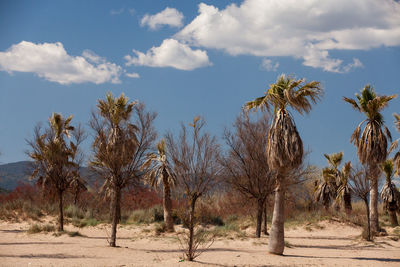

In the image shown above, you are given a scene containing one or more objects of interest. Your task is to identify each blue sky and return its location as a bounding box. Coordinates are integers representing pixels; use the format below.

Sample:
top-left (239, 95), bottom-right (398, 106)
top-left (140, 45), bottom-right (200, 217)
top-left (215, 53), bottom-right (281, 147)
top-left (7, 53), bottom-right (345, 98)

top-left (1, 0), bottom-right (400, 169)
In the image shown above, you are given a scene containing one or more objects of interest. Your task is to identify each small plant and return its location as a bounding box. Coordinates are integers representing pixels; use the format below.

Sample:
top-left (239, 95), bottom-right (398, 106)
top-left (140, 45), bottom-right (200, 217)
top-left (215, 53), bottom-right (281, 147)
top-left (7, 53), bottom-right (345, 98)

top-left (155, 222), bottom-right (167, 235)
top-left (67, 231), bottom-right (83, 237)
top-left (28, 223), bottom-right (55, 234)
top-left (178, 227), bottom-right (215, 261)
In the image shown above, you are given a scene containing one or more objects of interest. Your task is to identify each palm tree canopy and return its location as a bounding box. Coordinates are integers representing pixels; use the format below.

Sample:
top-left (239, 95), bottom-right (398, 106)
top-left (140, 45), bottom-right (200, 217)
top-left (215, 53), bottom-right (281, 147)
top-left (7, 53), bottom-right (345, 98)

top-left (97, 92), bottom-right (136, 127)
top-left (142, 139), bottom-right (176, 188)
top-left (390, 114), bottom-right (400, 176)
top-left (380, 159), bottom-right (400, 208)
top-left (343, 85), bottom-right (396, 123)
top-left (344, 85), bottom-right (396, 165)
top-left (244, 74), bottom-right (323, 115)
top-left (324, 152), bottom-right (343, 170)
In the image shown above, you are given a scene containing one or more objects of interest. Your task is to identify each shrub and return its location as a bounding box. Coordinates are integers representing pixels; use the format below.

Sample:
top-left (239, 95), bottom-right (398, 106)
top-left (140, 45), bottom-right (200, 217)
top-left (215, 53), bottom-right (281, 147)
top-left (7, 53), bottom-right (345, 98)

top-left (65, 205), bottom-right (85, 219)
top-left (28, 223), bottom-right (55, 234)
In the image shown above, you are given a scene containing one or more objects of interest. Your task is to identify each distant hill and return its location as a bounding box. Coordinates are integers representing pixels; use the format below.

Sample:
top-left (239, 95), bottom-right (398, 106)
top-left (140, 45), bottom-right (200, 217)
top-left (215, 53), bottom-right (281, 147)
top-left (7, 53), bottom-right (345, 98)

top-left (0, 161), bottom-right (100, 191)
top-left (0, 161), bottom-right (33, 190)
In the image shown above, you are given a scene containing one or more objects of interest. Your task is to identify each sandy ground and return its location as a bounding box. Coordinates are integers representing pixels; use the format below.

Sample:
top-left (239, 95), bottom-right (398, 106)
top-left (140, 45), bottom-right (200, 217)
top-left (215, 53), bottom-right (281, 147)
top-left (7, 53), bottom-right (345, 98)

top-left (0, 218), bottom-right (399, 267)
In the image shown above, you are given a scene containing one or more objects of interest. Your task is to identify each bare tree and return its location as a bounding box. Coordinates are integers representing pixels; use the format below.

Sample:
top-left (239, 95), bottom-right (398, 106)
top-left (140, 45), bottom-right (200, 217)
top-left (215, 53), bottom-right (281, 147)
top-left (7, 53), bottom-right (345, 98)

top-left (220, 112), bottom-right (274, 237)
top-left (90, 93), bottom-right (156, 247)
top-left (345, 162), bottom-right (373, 241)
top-left (165, 116), bottom-right (221, 261)
top-left (28, 113), bottom-right (84, 231)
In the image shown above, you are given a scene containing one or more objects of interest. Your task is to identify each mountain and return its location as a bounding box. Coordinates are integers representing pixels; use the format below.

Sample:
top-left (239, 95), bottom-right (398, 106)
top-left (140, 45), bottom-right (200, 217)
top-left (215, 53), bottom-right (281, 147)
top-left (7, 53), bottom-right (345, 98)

top-left (0, 161), bottom-right (33, 190)
top-left (0, 161), bottom-right (100, 191)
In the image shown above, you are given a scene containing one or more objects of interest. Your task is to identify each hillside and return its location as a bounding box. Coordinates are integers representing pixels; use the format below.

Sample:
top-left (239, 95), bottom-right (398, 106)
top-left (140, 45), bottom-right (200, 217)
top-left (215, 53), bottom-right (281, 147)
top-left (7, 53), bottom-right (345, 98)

top-left (0, 161), bottom-right (99, 191)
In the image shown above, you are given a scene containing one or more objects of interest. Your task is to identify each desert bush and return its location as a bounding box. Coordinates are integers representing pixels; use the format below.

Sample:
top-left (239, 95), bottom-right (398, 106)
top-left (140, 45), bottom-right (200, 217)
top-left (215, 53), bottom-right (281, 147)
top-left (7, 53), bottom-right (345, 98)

top-left (155, 222), bottom-right (167, 235)
top-left (28, 223), bottom-right (55, 234)
top-left (65, 205), bottom-right (85, 219)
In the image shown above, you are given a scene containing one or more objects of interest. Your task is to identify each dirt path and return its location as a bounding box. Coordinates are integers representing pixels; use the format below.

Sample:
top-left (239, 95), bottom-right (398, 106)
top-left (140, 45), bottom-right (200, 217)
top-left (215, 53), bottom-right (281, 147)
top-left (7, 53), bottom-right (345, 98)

top-left (0, 220), bottom-right (399, 266)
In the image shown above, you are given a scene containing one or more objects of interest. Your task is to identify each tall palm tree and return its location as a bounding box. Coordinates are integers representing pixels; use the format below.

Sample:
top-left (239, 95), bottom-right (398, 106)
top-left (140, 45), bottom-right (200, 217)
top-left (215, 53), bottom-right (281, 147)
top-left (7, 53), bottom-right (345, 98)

top-left (344, 85), bottom-right (396, 232)
top-left (90, 92), bottom-right (139, 247)
top-left (142, 139), bottom-right (176, 232)
top-left (29, 113), bottom-right (80, 231)
top-left (380, 159), bottom-right (400, 226)
top-left (245, 74), bottom-right (323, 255)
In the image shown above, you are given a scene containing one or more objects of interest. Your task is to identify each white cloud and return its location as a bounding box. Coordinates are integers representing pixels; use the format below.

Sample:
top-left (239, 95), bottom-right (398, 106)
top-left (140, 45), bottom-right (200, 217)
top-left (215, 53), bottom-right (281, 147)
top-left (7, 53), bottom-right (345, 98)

top-left (175, 0), bottom-right (400, 72)
top-left (261, 59), bottom-right (279, 71)
top-left (0, 41), bottom-right (122, 84)
top-left (124, 39), bottom-right (211, 71)
top-left (126, 72), bottom-right (140, 78)
top-left (141, 7), bottom-right (184, 30)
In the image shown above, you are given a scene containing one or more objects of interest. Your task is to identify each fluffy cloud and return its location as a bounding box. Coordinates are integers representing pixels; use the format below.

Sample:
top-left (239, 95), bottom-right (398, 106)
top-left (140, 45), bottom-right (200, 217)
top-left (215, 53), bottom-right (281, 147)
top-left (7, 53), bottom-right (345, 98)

top-left (125, 72), bottom-right (140, 78)
top-left (141, 7), bottom-right (184, 30)
top-left (124, 39), bottom-right (211, 70)
top-left (0, 41), bottom-right (122, 84)
top-left (261, 59), bottom-right (279, 72)
top-left (175, 0), bottom-right (400, 72)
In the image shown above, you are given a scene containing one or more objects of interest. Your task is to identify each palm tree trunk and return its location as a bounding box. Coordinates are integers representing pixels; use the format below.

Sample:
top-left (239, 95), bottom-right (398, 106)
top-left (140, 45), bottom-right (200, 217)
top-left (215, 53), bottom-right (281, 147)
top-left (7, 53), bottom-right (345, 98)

top-left (364, 198), bottom-right (371, 241)
top-left (162, 176), bottom-right (174, 232)
top-left (110, 186), bottom-right (121, 247)
top-left (369, 167), bottom-right (380, 233)
top-left (268, 178), bottom-right (285, 255)
top-left (58, 189), bottom-right (64, 232)
top-left (255, 198), bottom-right (264, 238)
top-left (343, 190), bottom-right (352, 214)
top-left (389, 202), bottom-right (399, 227)
top-left (263, 200), bottom-right (269, 235)
top-left (187, 196), bottom-right (197, 261)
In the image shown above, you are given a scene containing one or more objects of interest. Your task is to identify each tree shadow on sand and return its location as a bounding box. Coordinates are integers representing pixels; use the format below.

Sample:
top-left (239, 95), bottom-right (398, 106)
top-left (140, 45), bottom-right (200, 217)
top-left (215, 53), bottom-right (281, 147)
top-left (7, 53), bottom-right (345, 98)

top-left (285, 254), bottom-right (400, 263)
top-left (0, 253), bottom-right (97, 259)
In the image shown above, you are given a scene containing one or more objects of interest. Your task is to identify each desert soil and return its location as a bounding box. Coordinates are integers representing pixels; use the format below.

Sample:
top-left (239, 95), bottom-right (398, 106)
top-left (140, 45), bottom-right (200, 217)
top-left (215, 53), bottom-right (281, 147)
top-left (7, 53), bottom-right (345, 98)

top-left (0, 219), bottom-right (399, 267)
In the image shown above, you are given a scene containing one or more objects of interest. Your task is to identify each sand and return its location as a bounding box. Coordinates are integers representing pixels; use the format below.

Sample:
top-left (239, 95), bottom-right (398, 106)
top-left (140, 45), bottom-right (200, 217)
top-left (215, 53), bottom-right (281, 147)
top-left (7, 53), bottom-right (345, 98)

top-left (0, 218), bottom-right (399, 266)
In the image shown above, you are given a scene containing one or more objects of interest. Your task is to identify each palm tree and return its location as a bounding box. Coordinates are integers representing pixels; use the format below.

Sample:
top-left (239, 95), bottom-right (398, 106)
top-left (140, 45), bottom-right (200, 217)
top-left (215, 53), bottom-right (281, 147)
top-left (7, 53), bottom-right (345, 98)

top-left (337, 161), bottom-right (353, 214)
top-left (28, 113), bottom-right (81, 231)
top-left (90, 93), bottom-right (141, 247)
top-left (380, 159), bottom-right (400, 226)
top-left (390, 113), bottom-right (400, 175)
top-left (142, 139), bottom-right (176, 232)
top-left (315, 168), bottom-right (336, 211)
top-left (344, 85), bottom-right (396, 232)
top-left (245, 74), bottom-right (323, 255)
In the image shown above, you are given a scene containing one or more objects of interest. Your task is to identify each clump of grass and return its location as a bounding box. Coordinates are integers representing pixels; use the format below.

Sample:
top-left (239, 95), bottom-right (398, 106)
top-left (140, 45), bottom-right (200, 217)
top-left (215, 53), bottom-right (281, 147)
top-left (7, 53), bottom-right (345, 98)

top-left (127, 206), bottom-right (164, 224)
top-left (67, 231), bottom-right (83, 237)
top-left (155, 222), bottom-right (167, 235)
top-left (211, 221), bottom-right (245, 238)
top-left (64, 205), bottom-right (85, 219)
top-left (28, 223), bottom-right (55, 234)
top-left (22, 203), bottom-right (43, 220)
top-left (72, 217), bottom-right (100, 228)
top-left (284, 240), bottom-right (293, 248)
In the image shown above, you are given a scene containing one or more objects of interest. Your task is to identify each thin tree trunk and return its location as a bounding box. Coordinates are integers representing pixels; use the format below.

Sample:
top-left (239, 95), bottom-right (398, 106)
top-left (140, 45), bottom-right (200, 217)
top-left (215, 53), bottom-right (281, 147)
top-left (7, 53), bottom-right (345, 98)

top-left (268, 179), bottom-right (285, 255)
top-left (369, 173), bottom-right (379, 233)
top-left (364, 198), bottom-right (371, 241)
top-left (163, 176), bottom-right (174, 232)
top-left (110, 187), bottom-right (121, 247)
top-left (58, 190), bottom-right (64, 232)
top-left (388, 203), bottom-right (399, 227)
top-left (255, 198), bottom-right (264, 238)
top-left (263, 200), bottom-right (269, 235)
top-left (188, 196), bottom-right (197, 261)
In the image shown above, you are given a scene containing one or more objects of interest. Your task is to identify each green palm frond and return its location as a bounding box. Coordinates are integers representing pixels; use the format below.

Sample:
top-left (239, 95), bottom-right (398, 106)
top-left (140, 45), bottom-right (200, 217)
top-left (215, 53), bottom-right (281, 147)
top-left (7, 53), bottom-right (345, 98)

top-left (244, 74), bottom-right (323, 115)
